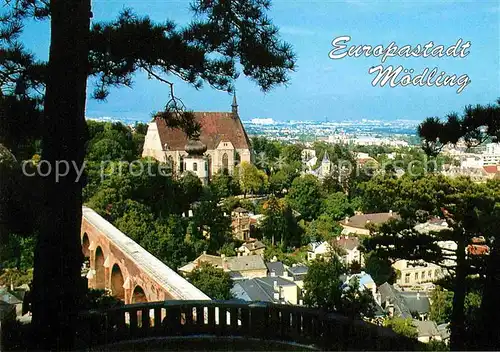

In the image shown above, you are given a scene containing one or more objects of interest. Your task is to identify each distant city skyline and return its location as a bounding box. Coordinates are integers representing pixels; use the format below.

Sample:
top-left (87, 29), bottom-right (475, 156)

top-left (22, 0), bottom-right (499, 123)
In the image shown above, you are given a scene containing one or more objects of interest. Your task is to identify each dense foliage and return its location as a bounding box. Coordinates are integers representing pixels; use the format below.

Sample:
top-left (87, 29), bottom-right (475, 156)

top-left (303, 257), bottom-right (375, 319)
top-left (186, 262), bottom-right (234, 300)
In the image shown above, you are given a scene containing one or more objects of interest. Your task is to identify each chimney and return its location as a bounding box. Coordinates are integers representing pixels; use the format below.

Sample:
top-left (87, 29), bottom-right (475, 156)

top-left (345, 216), bottom-right (349, 224)
top-left (417, 292), bottom-right (420, 300)
top-left (273, 281), bottom-right (280, 301)
top-left (389, 210), bottom-right (393, 216)
top-left (221, 254), bottom-right (225, 259)
top-left (388, 305), bottom-right (394, 318)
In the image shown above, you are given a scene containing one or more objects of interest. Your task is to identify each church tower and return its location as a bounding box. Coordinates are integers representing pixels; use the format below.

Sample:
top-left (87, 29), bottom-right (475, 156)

top-left (232, 92), bottom-right (238, 116)
top-left (183, 132), bottom-right (209, 185)
top-left (321, 150), bottom-right (331, 178)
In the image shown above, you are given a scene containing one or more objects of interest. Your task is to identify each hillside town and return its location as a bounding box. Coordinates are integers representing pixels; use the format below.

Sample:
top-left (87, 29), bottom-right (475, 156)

top-left (0, 0), bottom-right (498, 351)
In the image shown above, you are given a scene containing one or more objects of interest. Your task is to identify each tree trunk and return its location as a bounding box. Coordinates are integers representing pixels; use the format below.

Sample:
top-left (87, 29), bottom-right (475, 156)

top-left (450, 236), bottom-right (466, 351)
top-left (31, 0), bottom-right (90, 350)
top-left (478, 243), bottom-right (500, 349)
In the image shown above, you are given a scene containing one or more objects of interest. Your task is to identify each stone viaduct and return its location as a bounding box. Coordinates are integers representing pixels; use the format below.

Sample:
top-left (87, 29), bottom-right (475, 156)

top-left (81, 206), bottom-right (210, 304)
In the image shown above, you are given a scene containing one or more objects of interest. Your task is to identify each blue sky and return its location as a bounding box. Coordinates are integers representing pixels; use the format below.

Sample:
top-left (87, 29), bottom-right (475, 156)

top-left (22, 0), bottom-right (499, 123)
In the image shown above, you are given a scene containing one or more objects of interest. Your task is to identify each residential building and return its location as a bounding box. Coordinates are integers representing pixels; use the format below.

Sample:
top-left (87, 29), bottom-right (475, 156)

top-left (231, 207), bottom-right (250, 241)
top-left (307, 241), bottom-right (332, 261)
top-left (142, 96), bottom-right (252, 181)
top-left (413, 320), bottom-right (442, 343)
top-left (231, 277), bottom-right (300, 305)
top-left (378, 282), bottom-right (431, 321)
top-left (340, 211), bottom-right (399, 236)
top-left (437, 323), bottom-right (450, 345)
top-left (356, 154), bottom-right (379, 168)
top-left (178, 253), bottom-right (268, 279)
top-left (286, 264), bottom-right (308, 289)
top-left (266, 261), bottom-right (286, 278)
top-left (333, 236), bottom-right (364, 266)
top-left (392, 260), bottom-right (443, 288)
top-left (344, 271), bottom-right (377, 298)
top-left (237, 239), bottom-right (265, 257)
top-left (307, 237), bottom-right (364, 266)
top-left (0, 288), bottom-right (24, 317)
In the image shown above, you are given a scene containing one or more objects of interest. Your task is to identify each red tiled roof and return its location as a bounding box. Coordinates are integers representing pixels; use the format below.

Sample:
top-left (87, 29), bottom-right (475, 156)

top-left (467, 244), bottom-right (489, 256)
top-left (155, 111), bottom-right (251, 151)
top-left (483, 165), bottom-right (500, 174)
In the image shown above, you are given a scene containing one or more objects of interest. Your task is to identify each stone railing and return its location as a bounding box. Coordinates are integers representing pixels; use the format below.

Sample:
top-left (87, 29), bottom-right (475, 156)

top-left (77, 300), bottom-right (421, 350)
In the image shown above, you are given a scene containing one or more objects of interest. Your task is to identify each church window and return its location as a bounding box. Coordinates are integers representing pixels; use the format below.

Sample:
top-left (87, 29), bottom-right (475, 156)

top-left (222, 153), bottom-right (228, 171)
top-left (193, 162), bottom-right (198, 171)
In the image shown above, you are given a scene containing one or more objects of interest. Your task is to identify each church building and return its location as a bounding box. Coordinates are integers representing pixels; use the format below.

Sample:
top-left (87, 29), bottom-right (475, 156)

top-left (142, 96), bottom-right (253, 184)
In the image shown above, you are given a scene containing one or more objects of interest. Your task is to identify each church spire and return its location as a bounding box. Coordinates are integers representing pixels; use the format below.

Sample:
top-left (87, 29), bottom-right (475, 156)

top-left (232, 91), bottom-right (238, 115)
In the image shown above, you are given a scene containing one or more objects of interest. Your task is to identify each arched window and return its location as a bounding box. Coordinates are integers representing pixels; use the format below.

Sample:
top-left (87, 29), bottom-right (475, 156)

top-left (82, 233), bottom-right (90, 258)
top-left (193, 162), bottom-right (198, 171)
top-left (132, 285), bottom-right (147, 303)
top-left (94, 247), bottom-right (105, 289)
top-left (222, 153), bottom-right (228, 171)
top-left (110, 264), bottom-right (125, 301)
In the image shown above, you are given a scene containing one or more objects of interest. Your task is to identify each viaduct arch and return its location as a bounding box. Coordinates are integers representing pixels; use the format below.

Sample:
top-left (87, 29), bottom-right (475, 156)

top-left (81, 206), bottom-right (210, 304)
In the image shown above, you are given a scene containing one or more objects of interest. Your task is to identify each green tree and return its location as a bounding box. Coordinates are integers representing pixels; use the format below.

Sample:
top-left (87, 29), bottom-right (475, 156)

top-left (186, 262), bottom-right (233, 299)
top-left (140, 216), bottom-right (194, 270)
top-left (191, 194), bottom-right (232, 253)
top-left (180, 171), bottom-right (203, 213)
top-left (383, 317), bottom-right (418, 339)
top-left (113, 200), bottom-right (156, 243)
top-left (363, 252), bottom-right (397, 286)
top-left (364, 173), bottom-right (500, 351)
top-left (87, 138), bottom-right (125, 161)
top-left (261, 196), bottom-right (301, 248)
top-left (235, 161), bottom-right (268, 197)
top-left (322, 192), bottom-right (354, 220)
top-left (281, 143), bottom-right (303, 164)
top-left (303, 257), bottom-right (374, 318)
top-left (286, 174), bottom-right (323, 221)
top-left (210, 171), bottom-right (236, 198)
top-left (429, 286), bottom-right (454, 324)
top-left (418, 100), bottom-right (500, 350)
top-left (269, 169), bottom-right (289, 195)
top-left (306, 214), bottom-right (342, 243)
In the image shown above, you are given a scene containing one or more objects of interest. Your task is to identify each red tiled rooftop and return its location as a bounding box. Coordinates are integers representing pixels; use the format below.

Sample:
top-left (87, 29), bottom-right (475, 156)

top-left (155, 111), bottom-right (251, 151)
top-left (483, 165), bottom-right (500, 174)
